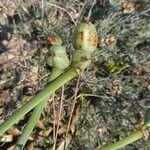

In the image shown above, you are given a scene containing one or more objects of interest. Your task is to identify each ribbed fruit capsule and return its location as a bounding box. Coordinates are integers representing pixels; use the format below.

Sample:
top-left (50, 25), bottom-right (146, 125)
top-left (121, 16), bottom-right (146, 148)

top-left (47, 36), bottom-right (62, 45)
top-left (72, 50), bottom-right (92, 69)
top-left (73, 20), bottom-right (98, 53)
top-left (45, 45), bottom-right (70, 70)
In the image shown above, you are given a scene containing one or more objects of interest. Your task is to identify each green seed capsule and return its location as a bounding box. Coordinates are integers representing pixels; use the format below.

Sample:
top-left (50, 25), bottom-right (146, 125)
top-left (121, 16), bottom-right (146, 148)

top-left (47, 36), bottom-right (62, 45)
top-left (73, 20), bottom-right (98, 53)
top-left (72, 50), bottom-right (92, 69)
top-left (45, 45), bottom-right (70, 70)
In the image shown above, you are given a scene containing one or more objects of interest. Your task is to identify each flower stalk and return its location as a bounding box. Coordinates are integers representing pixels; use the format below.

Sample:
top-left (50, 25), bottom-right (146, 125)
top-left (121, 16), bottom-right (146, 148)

top-left (0, 20), bottom-right (99, 149)
top-left (14, 67), bottom-right (64, 150)
top-left (14, 36), bottom-right (72, 150)
top-left (98, 129), bottom-right (144, 150)
top-left (0, 67), bottom-right (77, 136)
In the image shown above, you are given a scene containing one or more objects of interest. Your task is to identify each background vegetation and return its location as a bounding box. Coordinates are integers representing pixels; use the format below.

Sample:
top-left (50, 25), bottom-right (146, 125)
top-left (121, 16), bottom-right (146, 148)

top-left (0, 0), bottom-right (149, 149)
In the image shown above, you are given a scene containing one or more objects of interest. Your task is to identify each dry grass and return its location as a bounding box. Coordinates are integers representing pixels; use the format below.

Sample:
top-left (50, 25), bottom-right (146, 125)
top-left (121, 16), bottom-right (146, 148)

top-left (0, 0), bottom-right (150, 149)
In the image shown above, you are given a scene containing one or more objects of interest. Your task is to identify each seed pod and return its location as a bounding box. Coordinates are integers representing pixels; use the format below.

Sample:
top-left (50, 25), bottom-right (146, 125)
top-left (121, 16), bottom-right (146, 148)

top-left (47, 36), bottom-right (62, 45)
top-left (73, 20), bottom-right (98, 53)
top-left (45, 45), bottom-right (70, 70)
top-left (72, 50), bottom-right (92, 69)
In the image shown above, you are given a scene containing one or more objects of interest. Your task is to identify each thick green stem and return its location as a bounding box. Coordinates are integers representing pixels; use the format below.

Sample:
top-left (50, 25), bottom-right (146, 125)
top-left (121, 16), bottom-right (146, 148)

top-left (0, 67), bottom-right (77, 137)
top-left (14, 99), bottom-right (48, 150)
top-left (14, 67), bottom-right (63, 150)
top-left (48, 67), bottom-right (64, 82)
top-left (98, 129), bottom-right (144, 150)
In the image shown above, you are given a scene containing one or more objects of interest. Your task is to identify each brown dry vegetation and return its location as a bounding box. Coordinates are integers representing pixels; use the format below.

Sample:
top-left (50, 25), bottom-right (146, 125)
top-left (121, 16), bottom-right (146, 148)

top-left (0, 0), bottom-right (150, 149)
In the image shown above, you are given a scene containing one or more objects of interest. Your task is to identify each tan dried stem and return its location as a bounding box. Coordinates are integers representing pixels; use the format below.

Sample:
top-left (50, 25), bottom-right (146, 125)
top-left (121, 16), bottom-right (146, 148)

top-left (52, 93), bottom-right (56, 150)
top-left (54, 86), bottom-right (65, 149)
top-left (64, 76), bottom-right (80, 149)
top-left (47, 2), bottom-right (76, 25)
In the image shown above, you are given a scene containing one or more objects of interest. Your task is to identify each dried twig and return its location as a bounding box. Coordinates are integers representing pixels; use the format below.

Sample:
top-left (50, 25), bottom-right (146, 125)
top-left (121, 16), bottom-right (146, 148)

top-left (46, 2), bottom-right (76, 25)
top-left (64, 76), bottom-right (80, 149)
top-left (52, 93), bottom-right (56, 150)
top-left (54, 86), bottom-right (65, 149)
